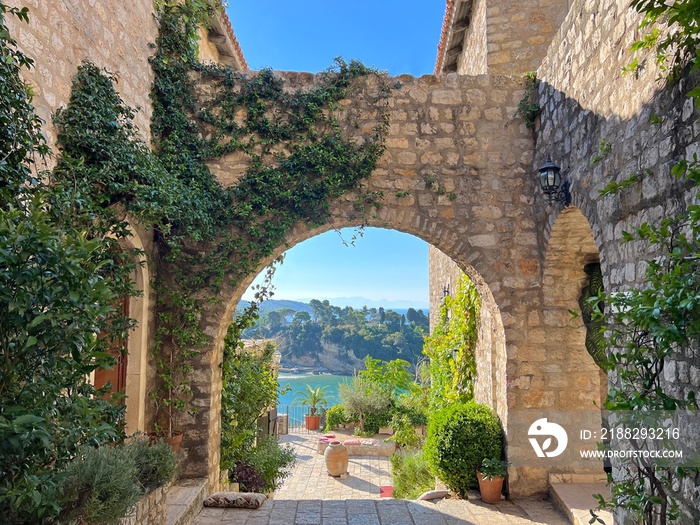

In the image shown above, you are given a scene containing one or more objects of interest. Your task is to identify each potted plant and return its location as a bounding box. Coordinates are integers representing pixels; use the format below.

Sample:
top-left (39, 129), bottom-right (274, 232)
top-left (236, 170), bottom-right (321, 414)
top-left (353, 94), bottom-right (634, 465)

top-left (148, 333), bottom-right (199, 451)
top-left (294, 385), bottom-right (329, 430)
top-left (476, 458), bottom-right (509, 503)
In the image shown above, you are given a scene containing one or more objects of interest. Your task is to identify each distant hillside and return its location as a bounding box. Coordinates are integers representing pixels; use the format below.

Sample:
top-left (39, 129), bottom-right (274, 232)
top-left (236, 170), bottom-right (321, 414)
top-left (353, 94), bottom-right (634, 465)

top-left (298, 296), bottom-right (429, 311)
top-left (390, 308), bottom-right (427, 317)
top-left (235, 299), bottom-right (313, 316)
top-left (236, 299), bottom-right (428, 318)
top-left (236, 298), bottom-right (430, 373)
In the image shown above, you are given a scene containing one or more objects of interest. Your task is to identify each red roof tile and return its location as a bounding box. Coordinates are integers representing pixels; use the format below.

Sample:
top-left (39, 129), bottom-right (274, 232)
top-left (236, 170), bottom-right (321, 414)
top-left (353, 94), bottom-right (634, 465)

top-left (218, 5), bottom-right (248, 70)
top-left (434, 0), bottom-right (455, 75)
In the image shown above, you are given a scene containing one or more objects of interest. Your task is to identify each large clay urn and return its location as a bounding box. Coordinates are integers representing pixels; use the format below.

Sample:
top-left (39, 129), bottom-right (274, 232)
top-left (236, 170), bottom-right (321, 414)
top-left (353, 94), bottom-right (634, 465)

top-left (324, 440), bottom-right (349, 477)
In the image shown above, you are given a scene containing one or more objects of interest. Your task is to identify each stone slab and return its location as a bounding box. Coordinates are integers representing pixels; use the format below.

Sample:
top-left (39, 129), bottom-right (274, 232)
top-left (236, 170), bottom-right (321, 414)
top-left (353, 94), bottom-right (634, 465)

top-left (550, 483), bottom-right (613, 525)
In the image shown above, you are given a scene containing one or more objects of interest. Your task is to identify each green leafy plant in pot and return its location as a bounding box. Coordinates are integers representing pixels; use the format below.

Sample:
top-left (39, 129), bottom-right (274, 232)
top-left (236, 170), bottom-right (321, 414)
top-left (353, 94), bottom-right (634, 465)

top-left (148, 307), bottom-right (201, 451)
top-left (294, 385), bottom-right (329, 430)
top-left (477, 458), bottom-right (509, 504)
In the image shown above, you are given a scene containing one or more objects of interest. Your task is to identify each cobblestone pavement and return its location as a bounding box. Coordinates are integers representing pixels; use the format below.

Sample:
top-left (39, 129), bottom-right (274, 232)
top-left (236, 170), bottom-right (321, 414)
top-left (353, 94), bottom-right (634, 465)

top-left (192, 433), bottom-right (569, 525)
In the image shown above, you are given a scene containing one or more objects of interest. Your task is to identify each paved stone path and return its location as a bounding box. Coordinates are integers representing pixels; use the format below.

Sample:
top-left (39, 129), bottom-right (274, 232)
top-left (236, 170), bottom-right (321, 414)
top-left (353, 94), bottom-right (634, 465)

top-left (192, 433), bottom-right (570, 525)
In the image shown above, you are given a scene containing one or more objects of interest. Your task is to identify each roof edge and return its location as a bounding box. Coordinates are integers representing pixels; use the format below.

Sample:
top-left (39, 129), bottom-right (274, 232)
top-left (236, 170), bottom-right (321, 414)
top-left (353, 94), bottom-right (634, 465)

top-left (207, 6), bottom-right (248, 71)
top-left (434, 0), bottom-right (457, 75)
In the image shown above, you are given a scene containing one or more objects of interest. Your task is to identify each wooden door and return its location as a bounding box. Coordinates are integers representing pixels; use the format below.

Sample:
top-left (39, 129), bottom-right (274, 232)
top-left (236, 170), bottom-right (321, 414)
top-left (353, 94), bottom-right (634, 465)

top-left (94, 295), bottom-right (129, 397)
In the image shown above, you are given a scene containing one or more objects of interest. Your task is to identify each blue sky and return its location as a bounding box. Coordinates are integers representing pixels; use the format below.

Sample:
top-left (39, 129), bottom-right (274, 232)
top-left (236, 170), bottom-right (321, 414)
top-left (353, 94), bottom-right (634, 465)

top-left (228, 0), bottom-right (446, 308)
top-left (226, 0), bottom-right (445, 76)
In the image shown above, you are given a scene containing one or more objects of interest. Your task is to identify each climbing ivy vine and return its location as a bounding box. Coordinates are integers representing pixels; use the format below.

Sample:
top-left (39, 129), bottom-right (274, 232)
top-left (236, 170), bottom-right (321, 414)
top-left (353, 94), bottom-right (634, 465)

top-left (0, 7), bottom-right (137, 522)
top-left (147, 0), bottom-right (393, 435)
top-left (422, 275), bottom-right (481, 410)
top-left (0, 0), bottom-right (393, 518)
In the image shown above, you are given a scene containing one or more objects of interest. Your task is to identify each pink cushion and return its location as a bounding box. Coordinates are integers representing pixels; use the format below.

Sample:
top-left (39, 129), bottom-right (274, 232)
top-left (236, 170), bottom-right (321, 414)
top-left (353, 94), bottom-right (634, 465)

top-left (323, 433), bottom-right (336, 438)
top-left (318, 437), bottom-right (330, 443)
top-left (343, 439), bottom-right (361, 445)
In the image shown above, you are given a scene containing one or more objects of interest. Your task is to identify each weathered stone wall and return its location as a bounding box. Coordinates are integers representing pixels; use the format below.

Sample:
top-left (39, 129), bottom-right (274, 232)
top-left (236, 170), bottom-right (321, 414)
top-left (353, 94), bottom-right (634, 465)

top-left (195, 72), bottom-right (541, 493)
top-left (481, 0), bottom-right (570, 75)
top-left (198, 27), bottom-right (222, 63)
top-left (120, 486), bottom-right (168, 525)
top-left (536, 0), bottom-right (700, 514)
top-left (457, 0), bottom-right (487, 76)
top-left (428, 245), bottom-right (463, 332)
top-left (4, 0), bottom-right (157, 148)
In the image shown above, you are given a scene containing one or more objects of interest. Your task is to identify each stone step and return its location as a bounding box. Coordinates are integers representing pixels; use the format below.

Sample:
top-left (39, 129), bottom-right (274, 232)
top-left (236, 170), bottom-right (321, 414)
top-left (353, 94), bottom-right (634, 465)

top-left (165, 478), bottom-right (209, 525)
top-left (550, 483), bottom-right (614, 525)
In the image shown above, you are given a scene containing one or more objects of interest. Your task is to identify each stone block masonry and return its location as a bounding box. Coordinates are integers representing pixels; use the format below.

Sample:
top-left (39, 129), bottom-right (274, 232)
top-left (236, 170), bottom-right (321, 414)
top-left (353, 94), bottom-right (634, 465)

top-left (120, 485), bottom-right (167, 525)
top-left (536, 0), bottom-right (700, 516)
top-left (201, 71), bottom-right (548, 497)
top-left (5, 0), bottom-right (158, 150)
top-left (8, 0), bottom-right (699, 514)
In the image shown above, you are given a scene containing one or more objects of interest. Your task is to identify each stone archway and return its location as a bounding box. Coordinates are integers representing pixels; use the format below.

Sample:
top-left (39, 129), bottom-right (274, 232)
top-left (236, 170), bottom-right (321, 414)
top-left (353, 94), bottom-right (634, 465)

top-left (180, 201), bottom-right (544, 493)
top-left (195, 218), bottom-right (513, 487)
top-left (90, 225), bottom-right (152, 436)
top-left (542, 206), bottom-right (606, 412)
top-left (175, 72), bottom-right (557, 496)
top-left (545, 205), bottom-right (608, 447)
top-left (506, 206), bottom-right (607, 494)
top-left (122, 225), bottom-right (153, 435)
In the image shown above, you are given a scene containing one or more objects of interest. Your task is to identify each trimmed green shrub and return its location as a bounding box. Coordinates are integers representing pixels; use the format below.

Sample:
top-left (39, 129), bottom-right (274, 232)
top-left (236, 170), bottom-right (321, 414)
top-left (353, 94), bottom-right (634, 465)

top-left (127, 436), bottom-right (178, 492)
top-left (59, 446), bottom-right (142, 525)
top-left (390, 450), bottom-right (435, 500)
top-left (325, 404), bottom-right (349, 431)
top-left (424, 402), bottom-right (502, 496)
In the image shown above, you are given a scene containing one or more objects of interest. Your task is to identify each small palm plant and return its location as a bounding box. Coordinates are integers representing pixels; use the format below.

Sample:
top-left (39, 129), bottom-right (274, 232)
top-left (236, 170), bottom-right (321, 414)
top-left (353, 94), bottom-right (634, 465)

top-left (294, 385), bottom-right (330, 415)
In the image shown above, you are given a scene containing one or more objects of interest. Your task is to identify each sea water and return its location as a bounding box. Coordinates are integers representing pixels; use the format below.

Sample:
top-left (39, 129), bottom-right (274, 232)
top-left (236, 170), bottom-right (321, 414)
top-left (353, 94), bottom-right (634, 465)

top-left (276, 372), bottom-right (351, 409)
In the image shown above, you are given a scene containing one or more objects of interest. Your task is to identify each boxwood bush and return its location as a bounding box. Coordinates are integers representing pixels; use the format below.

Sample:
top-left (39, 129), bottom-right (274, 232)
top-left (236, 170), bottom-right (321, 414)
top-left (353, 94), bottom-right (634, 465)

top-left (424, 402), bottom-right (503, 496)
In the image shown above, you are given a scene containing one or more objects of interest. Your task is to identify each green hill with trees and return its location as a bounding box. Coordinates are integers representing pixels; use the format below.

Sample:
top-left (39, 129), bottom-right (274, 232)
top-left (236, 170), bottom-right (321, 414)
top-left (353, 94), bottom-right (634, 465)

top-left (239, 299), bottom-right (429, 367)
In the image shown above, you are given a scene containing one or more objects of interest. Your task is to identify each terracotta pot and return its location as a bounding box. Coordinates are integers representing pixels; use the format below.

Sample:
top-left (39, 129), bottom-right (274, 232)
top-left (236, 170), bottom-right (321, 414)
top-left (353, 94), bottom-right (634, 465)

top-left (305, 414), bottom-right (321, 431)
top-left (477, 472), bottom-right (504, 504)
top-left (148, 430), bottom-right (183, 453)
top-left (324, 440), bottom-right (348, 477)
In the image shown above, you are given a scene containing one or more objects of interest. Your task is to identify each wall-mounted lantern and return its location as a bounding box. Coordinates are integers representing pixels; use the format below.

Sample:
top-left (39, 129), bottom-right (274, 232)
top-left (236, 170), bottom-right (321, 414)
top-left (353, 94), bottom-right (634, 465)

top-left (538, 155), bottom-right (571, 206)
top-left (442, 283), bottom-right (450, 298)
